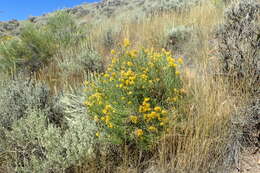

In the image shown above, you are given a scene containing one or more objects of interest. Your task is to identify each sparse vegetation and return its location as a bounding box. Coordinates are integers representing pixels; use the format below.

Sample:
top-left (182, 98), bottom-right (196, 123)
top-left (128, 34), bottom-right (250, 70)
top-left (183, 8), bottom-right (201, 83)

top-left (0, 11), bottom-right (86, 74)
top-left (0, 79), bottom-right (65, 129)
top-left (0, 0), bottom-right (259, 173)
top-left (0, 83), bottom-right (97, 172)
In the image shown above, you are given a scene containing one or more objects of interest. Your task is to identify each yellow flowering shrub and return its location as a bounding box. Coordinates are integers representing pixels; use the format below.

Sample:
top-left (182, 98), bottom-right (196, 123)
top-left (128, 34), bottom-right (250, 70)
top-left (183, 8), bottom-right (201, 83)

top-left (85, 40), bottom-right (186, 149)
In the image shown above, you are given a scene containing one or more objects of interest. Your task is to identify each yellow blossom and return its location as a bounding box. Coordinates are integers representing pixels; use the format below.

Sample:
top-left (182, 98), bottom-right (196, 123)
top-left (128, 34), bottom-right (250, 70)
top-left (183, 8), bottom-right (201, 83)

top-left (148, 126), bottom-right (157, 132)
top-left (111, 49), bottom-right (116, 55)
top-left (154, 106), bottom-right (162, 112)
top-left (144, 98), bottom-right (150, 102)
top-left (130, 115), bottom-right (138, 124)
top-left (135, 129), bottom-right (143, 137)
top-left (108, 123), bottom-right (113, 128)
top-left (170, 97), bottom-right (177, 102)
top-left (139, 102), bottom-right (151, 113)
top-left (111, 72), bottom-right (116, 77)
top-left (123, 38), bottom-right (130, 47)
top-left (84, 80), bottom-right (89, 86)
top-left (104, 73), bottom-right (110, 78)
top-left (148, 62), bottom-right (154, 67)
top-left (177, 57), bottom-right (183, 64)
top-left (129, 50), bottom-right (138, 57)
top-left (127, 61), bottom-right (133, 66)
top-left (112, 58), bottom-right (117, 64)
top-left (162, 117), bottom-right (170, 123)
top-left (161, 110), bottom-right (167, 115)
top-left (167, 57), bottom-right (177, 67)
top-left (94, 115), bottom-right (99, 122)
top-left (84, 101), bottom-right (91, 106)
top-left (140, 74), bottom-right (148, 80)
top-left (105, 115), bottom-right (111, 124)
top-left (102, 109), bottom-right (108, 114)
top-left (180, 88), bottom-right (186, 94)
top-left (150, 111), bottom-right (158, 119)
top-left (96, 132), bottom-right (100, 137)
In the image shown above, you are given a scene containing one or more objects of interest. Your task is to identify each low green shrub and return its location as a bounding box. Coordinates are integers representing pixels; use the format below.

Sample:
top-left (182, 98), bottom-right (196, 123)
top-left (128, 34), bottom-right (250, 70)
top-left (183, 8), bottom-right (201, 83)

top-left (0, 79), bottom-right (65, 130)
top-left (1, 108), bottom-right (96, 173)
top-left (165, 25), bottom-right (192, 51)
top-left (0, 11), bottom-right (86, 74)
top-left (0, 89), bottom-right (97, 172)
top-left (85, 39), bottom-right (186, 149)
top-left (46, 11), bottom-right (86, 47)
top-left (56, 42), bottom-right (104, 80)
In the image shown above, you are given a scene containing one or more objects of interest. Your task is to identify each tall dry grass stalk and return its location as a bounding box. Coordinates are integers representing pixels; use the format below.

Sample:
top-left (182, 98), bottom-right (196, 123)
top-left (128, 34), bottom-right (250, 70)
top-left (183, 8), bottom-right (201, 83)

top-left (90, 1), bottom-right (224, 52)
top-left (154, 66), bottom-right (238, 173)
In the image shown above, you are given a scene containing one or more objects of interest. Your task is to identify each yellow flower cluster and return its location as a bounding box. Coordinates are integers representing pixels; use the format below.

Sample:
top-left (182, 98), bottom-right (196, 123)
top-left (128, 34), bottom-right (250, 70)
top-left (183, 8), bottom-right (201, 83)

top-left (128, 50), bottom-right (138, 58)
top-left (161, 48), bottom-right (183, 69)
top-left (84, 92), bottom-right (103, 106)
top-left (85, 91), bottom-right (115, 128)
top-left (118, 69), bottom-right (136, 88)
top-left (142, 104), bottom-right (168, 124)
top-left (101, 104), bottom-right (114, 128)
top-left (0, 35), bottom-right (13, 42)
top-left (148, 126), bottom-right (157, 132)
top-left (130, 115), bottom-right (138, 124)
top-left (123, 38), bottom-right (130, 47)
top-left (139, 98), bottom-right (151, 113)
top-left (167, 56), bottom-right (177, 68)
top-left (136, 97), bottom-right (169, 135)
top-left (135, 129), bottom-right (143, 137)
top-left (111, 49), bottom-right (116, 55)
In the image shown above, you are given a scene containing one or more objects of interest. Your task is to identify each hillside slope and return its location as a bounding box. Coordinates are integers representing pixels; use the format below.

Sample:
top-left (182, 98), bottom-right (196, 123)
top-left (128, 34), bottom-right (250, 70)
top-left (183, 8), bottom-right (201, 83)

top-left (0, 0), bottom-right (202, 36)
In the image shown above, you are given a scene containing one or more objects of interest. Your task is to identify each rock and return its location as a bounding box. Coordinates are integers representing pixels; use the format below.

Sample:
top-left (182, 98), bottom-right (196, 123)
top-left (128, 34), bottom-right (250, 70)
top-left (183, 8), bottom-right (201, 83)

top-left (28, 16), bottom-right (37, 23)
top-left (0, 19), bottom-right (19, 31)
top-left (65, 6), bottom-right (90, 17)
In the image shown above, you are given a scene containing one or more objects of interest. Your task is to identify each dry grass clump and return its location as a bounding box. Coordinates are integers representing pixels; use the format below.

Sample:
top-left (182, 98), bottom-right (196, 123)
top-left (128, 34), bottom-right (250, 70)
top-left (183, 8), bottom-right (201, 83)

top-left (151, 67), bottom-right (238, 173)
